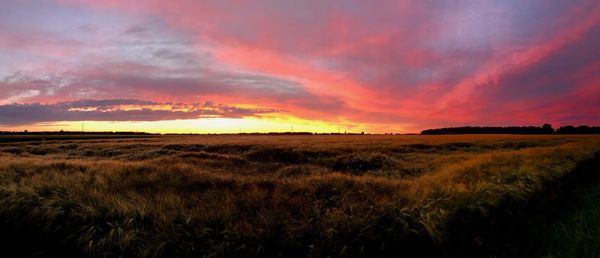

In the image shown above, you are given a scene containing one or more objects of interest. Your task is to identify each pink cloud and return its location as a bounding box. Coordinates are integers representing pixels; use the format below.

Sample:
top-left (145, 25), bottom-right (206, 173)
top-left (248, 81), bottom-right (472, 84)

top-left (1, 0), bottom-right (599, 132)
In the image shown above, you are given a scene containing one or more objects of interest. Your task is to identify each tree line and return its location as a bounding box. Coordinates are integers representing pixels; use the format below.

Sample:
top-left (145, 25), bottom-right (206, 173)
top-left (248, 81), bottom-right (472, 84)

top-left (421, 124), bottom-right (600, 135)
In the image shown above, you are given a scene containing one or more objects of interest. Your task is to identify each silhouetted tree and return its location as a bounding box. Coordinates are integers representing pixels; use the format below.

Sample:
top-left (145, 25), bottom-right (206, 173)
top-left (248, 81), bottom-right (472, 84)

top-left (556, 125), bottom-right (600, 134)
top-left (419, 124), bottom-right (597, 135)
top-left (542, 124), bottom-right (553, 133)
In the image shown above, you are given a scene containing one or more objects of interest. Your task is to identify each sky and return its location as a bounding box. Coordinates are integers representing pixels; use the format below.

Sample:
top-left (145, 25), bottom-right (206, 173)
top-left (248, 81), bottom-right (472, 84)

top-left (0, 0), bottom-right (599, 133)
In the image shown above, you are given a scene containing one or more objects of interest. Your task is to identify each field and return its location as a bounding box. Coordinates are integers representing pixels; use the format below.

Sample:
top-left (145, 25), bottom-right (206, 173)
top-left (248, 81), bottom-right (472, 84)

top-left (1, 134), bottom-right (600, 257)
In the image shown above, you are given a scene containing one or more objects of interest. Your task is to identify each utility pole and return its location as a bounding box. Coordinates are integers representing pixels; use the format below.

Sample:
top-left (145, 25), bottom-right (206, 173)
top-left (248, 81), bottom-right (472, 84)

top-left (81, 122), bottom-right (84, 134)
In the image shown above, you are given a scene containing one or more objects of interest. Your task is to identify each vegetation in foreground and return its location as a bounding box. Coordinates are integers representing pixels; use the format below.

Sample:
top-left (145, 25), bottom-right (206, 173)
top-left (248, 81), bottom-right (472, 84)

top-left (537, 156), bottom-right (600, 258)
top-left (0, 134), bottom-right (599, 257)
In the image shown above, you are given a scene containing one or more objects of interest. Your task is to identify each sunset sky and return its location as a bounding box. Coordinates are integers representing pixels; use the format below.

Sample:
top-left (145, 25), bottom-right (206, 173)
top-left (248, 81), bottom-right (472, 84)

top-left (1, 0), bottom-right (599, 133)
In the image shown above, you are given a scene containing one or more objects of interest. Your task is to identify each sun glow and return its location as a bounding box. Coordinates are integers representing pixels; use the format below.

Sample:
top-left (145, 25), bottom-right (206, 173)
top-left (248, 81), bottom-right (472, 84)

top-left (9, 115), bottom-right (366, 134)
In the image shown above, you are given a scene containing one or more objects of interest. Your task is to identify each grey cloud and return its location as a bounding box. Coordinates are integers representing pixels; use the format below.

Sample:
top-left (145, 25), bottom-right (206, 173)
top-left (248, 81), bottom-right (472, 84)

top-left (67, 99), bottom-right (156, 108)
top-left (124, 25), bottom-right (148, 35)
top-left (0, 99), bottom-right (278, 126)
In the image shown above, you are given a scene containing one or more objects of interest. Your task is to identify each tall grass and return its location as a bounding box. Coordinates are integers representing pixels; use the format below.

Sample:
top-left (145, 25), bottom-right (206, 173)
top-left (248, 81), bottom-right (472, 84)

top-left (0, 135), bottom-right (599, 257)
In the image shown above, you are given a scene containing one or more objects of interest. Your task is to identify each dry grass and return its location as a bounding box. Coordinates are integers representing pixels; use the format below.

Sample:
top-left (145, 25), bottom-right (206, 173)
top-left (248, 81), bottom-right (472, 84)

top-left (0, 134), bottom-right (599, 257)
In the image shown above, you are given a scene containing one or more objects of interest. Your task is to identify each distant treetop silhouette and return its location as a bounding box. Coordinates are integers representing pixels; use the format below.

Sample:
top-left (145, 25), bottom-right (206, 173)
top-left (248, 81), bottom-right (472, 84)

top-left (421, 124), bottom-right (600, 135)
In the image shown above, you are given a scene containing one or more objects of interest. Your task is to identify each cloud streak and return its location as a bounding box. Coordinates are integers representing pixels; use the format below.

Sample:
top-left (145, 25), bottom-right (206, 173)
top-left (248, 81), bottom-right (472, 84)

top-left (0, 0), bottom-right (599, 132)
top-left (0, 99), bottom-right (277, 126)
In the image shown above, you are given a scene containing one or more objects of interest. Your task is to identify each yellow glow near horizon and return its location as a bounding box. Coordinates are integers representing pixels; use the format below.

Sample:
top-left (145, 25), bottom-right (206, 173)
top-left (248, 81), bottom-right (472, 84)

top-left (6, 115), bottom-right (372, 134)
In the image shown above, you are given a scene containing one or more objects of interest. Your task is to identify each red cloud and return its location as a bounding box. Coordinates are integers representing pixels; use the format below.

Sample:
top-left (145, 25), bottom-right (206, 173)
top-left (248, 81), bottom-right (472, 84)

top-left (5, 0), bottom-right (600, 131)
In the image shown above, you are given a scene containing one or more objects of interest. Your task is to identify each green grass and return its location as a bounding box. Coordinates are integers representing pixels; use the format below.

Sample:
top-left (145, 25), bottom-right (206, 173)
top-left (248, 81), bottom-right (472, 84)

top-left (543, 191), bottom-right (600, 258)
top-left (0, 134), bottom-right (599, 257)
top-left (540, 166), bottom-right (600, 258)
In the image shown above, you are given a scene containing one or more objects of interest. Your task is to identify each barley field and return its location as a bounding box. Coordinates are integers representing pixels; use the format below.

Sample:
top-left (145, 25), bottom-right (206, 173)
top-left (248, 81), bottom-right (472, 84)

top-left (1, 134), bottom-right (599, 257)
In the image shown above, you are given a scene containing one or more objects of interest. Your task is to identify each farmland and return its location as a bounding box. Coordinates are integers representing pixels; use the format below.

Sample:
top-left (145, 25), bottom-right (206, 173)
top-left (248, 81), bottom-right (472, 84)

top-left (0, 134), bottom-right (599, 257)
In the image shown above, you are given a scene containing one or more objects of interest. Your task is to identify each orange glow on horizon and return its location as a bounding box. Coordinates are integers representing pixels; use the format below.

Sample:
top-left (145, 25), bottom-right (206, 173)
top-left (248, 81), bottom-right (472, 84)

top-left (3, 115), bottom-right (377, 134)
